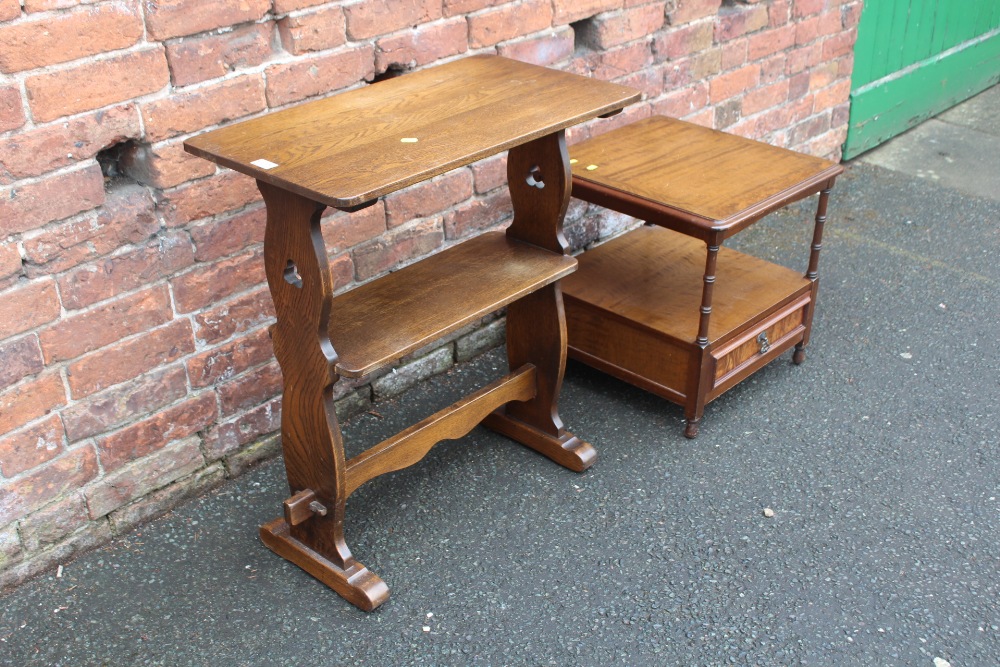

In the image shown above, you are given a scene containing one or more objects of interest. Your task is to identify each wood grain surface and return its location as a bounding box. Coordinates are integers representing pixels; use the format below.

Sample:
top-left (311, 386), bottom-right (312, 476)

top-left (570, 116), bottom-right (843, 232)
top-left (184, 55), bottom-right (639, 208)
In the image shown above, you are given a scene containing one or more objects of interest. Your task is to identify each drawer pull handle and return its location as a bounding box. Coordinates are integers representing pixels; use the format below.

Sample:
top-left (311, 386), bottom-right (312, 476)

top-left (757, 331), bottom-right (770, 355)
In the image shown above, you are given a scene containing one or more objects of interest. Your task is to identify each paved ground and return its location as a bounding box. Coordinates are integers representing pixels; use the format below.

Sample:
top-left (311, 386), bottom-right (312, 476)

top-left (1, 90), bottom-right (998, 666)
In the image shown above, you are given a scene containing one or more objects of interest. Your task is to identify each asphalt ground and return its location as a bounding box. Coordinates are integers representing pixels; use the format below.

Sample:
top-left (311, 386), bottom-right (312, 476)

top-left (1, 102), bottom-right (998, 665)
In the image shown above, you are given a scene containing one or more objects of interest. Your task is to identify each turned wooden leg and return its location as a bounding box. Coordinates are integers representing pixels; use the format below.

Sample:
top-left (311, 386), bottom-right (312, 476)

top-left (794, 183), bottom-right (833, 366)
top-left (481, 130), bottom-right (596, 471)
top-left (257, 181), bottom-right (389, 611)
top-left (682, 241), bottom-right (721, 439)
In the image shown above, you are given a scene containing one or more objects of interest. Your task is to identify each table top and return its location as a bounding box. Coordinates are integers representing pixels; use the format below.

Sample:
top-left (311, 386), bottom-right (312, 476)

top-left (570, 115), bottom-right (844, 234)
top-left (184, 55), bottom-right (639, 209)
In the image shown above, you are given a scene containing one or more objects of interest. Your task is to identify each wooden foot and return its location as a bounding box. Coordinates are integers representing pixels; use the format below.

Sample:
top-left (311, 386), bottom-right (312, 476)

top-left (482, 410), bottom-right (596, 472)
top-left (684, 419), bottom-right (700, 439)
top-left (792, 344), bottom-right (806, 365)
top-left (260, 518), bottom-right (390, 612)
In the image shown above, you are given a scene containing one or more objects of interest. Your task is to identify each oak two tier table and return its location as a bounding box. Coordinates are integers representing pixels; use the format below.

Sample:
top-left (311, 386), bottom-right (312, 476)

top-left (562, 116), bottom-right (844, 439)
top-left (184, 56), bottom-right (639, 610)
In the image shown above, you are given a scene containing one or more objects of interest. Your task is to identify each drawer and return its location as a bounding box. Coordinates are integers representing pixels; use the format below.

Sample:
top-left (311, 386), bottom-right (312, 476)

top-left (711, 296), bottom-right (809, 393)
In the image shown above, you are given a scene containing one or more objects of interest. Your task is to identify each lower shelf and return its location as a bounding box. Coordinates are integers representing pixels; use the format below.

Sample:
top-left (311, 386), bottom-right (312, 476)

top-left (562, 225), bottom-right (813, 431)
top-left (330, 231), bottom-right (576, 378)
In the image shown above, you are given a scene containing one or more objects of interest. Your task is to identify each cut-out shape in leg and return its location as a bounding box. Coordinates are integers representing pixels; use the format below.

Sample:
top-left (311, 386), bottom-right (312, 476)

top-left (256, 180), bottom-right (389, 612)
top-left (482, 130), bottom-right (596, 471)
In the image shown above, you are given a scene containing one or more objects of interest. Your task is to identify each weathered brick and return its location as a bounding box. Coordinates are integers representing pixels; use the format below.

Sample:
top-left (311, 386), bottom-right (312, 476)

top-left (793, 0), bottom-right (826, 18)
top-left (66, 319), bottom-right (195, 398)
top-left (95, 393), bottom-right (216, 472)
top-left (165, 22), bottom-right (274, 87)
top-left (720, 38), bottom-right (748, 69)
top-left (16, 492), bottom-right (89, 552)
top-left (822, 28), bottom-right (856, 60)
top-left (265, 45), bottom-right (375, 108)
top-left (375, 17), bottom-right (468, 73)
top-left (798, 126), bottom-right (844, 159)
top-left (373, 346), bottom-right (453, 399)
top-left (23, 0), bottom-right (89, 11)
top-left (187, 326), bottom-right (273, 388)
top-left (0, 241), bottom-right (21, 283)
top-left (207, 396), bottom-right (280, 459)
top-left (553, 0), bottom-right (622, 25)
top-left (497, 26), bottom-right (574, 67)
top-left (768, 0), bottom-right (792, 26)
top-left (171, 247), bottom-right (265, 314)
top-left (120, 140), bottom-right (217, 190)
top-left (329, 252), bottom-right (355, 293)
top-left (0, 0), bottom-right (19, 21)
top-left (747, 24), bottom-right (795, 61)
top-left (23, 184), bottom-right (158, 276)
top-left (190, 206), bottom-right (265, 262)
top-left (0, 279), bottom-right (60, 341)
top-left (654, 21), bottom-right (713, 60)
top-left (795, 9), bottom-right (841, 45)
top-left (470, 154), bottom-right (507, 194)
top-left (789, 110), bottom-right (831, 145)
top-left (0, 1), bottom-right (142, 74)
top-left (443, 191), bottom-right (513, 240)
top-left (86, 437), bottom-right (204, 519)
top-left (273, 0), bottom-right (326, 11)
top-left (0, 519), bottom-right (111, 591)
top-left (590, 41), bottom-right (653, 81)
top-left (61, 365), bottom-right (188, 442)
top-left (39, 286), bottom-right (172, 364)
top-left (145, 0), bottom-right (270, 41)
top-left (353, 217), bottom-right (444, 280)
top-left (715, 2), bottom-right (768, 42)
top-left (385, 170), bottom-right (473, 228)
top-left (651, 81), bottom-right (710, 118)
top-left (456, 317), bottom-right (505, 362)
top-left (716, 97), bottom-right (742, 128)
top-left (813, 78), bottom-right (851, 113)
top-left (444, 0), bottom-right (505, 16)
top-left (683, 106), bottom-right (714, 127)
top-left (278, 5), bottom-right (346, 55)
top-left (619, 64), bottom-right (664, 99)
top-left (808, 60), bottom-right (838, 91)
top-left (345, 0), bottom-right (442, 40)
top-left (193, 287), bottom-right (275, 346)
top-left (0, 86), bottom-right (25, 134)
top-left (108, 460), bottom-right (225, 534)
top-left (664, 48), bottom-right (721, 88)
top-left (159, 171), bottom-right (260, 228)
top-left (469, 0), bottom-right (554, 49)
top-left (0, 521), bottom-right (21, 571)
top-left (142, 75), bottom-right (266, 143)
top-left (760, 52), bottom-right (787, 83)
top-left (25, 48), bottom-right (169, 123)
top-left (0, 164), bottom-right (105, 236)
top-left (0, 372), bottom-right (65, 435)
top-left (669, 0), bottom-right (722, 24)
top-left (709, 63), bottom-right (760, 103)
top-left (786, 41), bottom-right (822, 74)
top-left (217, 359), bottom-right (282, 415)
top-left (57, 231), bottom-right (194, 310)
top-left (0, 414), bottom-right (64, 477)
top-left (841, 0), bottom-right (862, 29)
top-left (0, 446), bottom-right (98, 527)
top-left (0, 104), bottom-right (140, 185)
top-left (320, 202), bottom-right (386, 252)
top-left (742, 78), bottom-right (790, 115)
top-left (0, 335), bottom-right (43, 392)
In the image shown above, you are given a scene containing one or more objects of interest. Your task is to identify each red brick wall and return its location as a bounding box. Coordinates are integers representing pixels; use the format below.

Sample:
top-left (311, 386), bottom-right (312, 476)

top-left (0, 0), bottom-right (860, 588)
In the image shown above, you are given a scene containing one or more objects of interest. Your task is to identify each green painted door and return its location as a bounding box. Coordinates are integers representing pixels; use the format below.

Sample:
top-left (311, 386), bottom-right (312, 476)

top-left (843, 0), bottom-right (1000, 159)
